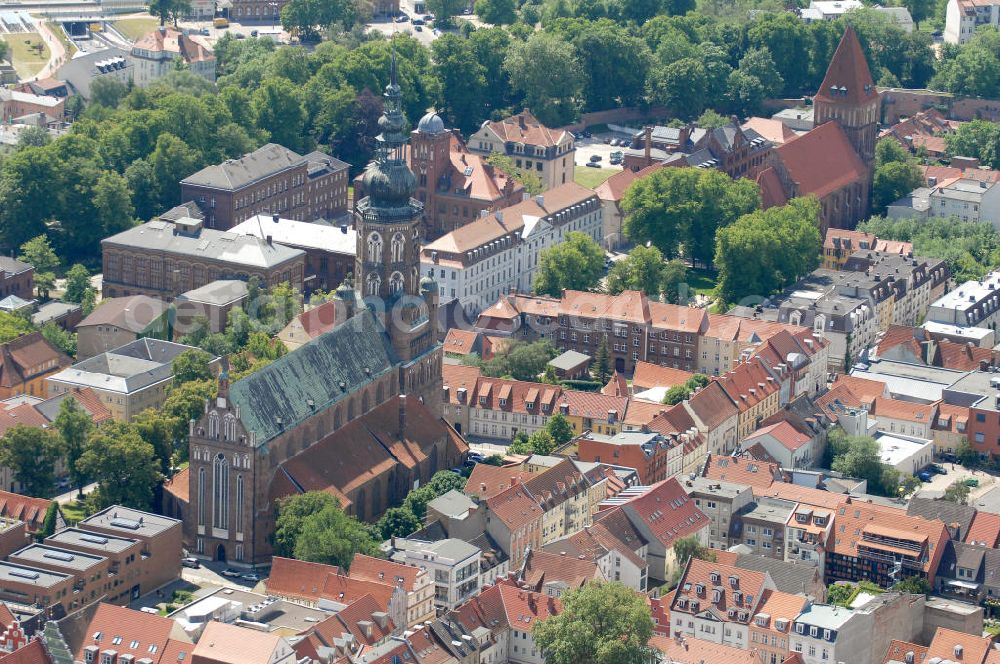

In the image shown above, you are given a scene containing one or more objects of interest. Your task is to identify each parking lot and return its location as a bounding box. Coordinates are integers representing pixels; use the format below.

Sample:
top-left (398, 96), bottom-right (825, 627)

top-left (573, 134), bottom-right (628, 170)
top-left (915, 462), bottom-right (997, 500)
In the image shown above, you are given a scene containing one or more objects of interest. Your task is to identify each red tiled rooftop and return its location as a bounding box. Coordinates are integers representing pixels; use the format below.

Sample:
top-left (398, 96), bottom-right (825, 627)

top-left (743, 421), bottom-right (812, 451)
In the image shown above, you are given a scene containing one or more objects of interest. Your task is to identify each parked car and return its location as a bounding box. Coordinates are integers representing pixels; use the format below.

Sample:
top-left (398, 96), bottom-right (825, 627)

top-left (965, 478), bottom-right (980, 487)
top-left (423, 13), bottom-right (434, 19)
top-left (581, 130), bottom-right (592, 138)
top-left (181, 557), bottom-right (201, 569)
top-left (200, 27), bottom-right (210, 35)
top-left (241, 572), bottom-right (261, 582)
top-left (396, 14), bottom-right (409, 21)
top-left (221, 568), bottom-right (243, 578)
top-left (585, 162), bottom-right (601, 168)
top-left (929, 464), bottom-right (946, 475)
top-left (589, 154), bottom-right (602, 162)
top-left (940, 452), bottom-right (958, 463)
top-left (414, 24), bottom-right (423, 30)
top-left (233, 32), bottom-right (246, 39)
top-left (412, 18), bottom-right (424, 24)
top-left (917, 471), bottom-right (932, 482)
top-left (609, 158), bottom-right (622, 166)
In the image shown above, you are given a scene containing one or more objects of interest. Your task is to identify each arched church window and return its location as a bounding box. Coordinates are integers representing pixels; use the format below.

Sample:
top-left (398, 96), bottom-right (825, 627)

top-left (391, 233), bottom-right (406, 263)
top-left (389, 272), bottom-right (404, 295)
top-left (367, 273), bottom-right (381, 296)
top-left (367, 232), bottom-right (383, 260)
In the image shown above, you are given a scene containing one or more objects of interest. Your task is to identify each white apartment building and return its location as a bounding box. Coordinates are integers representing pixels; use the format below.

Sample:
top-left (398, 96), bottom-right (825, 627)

top-left (391, 538), bottom-right (481, 612)
top-left (130, 27), bottom-right (216, 87)
top-left (927, 271), bottom-right (1000, 330)
top-left (790, 604), bottom-right (863, 664)
top-left (946, 0), bottom-right (1000, 43)
top-left (422, 183), bottom-right (603, 317)
top-left (929, 178), bottom-right (1000, 225)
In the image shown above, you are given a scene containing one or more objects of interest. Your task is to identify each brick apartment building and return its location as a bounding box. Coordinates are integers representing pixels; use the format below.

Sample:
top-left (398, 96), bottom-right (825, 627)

top-left (624, 122), bottom-right (772, 179)
top-left (101, 207), bottom-right (305, 300)
top-left (0, 257), bottom-right (33, 302)
top-left (180, 143), bottom-right (350, 230)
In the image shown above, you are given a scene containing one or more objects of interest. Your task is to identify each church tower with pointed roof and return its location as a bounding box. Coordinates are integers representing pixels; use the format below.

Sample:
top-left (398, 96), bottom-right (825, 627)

top-left (354, 50), bottom-right (442, 411)
top-left (813, 27), bottom-right (880, 167)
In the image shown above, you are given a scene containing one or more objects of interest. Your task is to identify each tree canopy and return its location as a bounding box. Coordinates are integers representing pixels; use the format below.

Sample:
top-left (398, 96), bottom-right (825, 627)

top-left (533, 232), bottom-right (606, 297)
top-left (714, 197), bottom-right (822, 305)
top-left (533, 582), bottom-right (654, 664)
top-left (274, 492), bottom-right (382, 568)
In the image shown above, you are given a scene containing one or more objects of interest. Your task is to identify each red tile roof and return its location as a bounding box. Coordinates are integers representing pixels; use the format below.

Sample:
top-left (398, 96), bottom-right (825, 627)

top-left (825, 229), bottom-right (913, 256)
top-left (484, 482), bottom-right (543, 532)
top-left (560, 390), bottom-right (627, 422)
top-left (616, 478), bottom-right (708, 549)
top-left (686, 381), bottom-right (738, 429)
top-left (453, 581), bottom-right (561, 635)
top-left (873, 397), bottom-right (934, 424)
top-left (0, 404), bottom-right (48, 436)
top-left (163, 466), bottom-right (189, 505)
top-left (814, 27), bottom-right (877, 107)
top-left (466, 463), bottom-right (534, 500)
top-left (266, 557), bottom-right (341, 602)
top-left (715, 358), bottom-right (780, 415)
top-left (743, 117), bottom-right (797, 145)
top-left (632, 361), bottom-right (694, 391)
top-left (0, 490), bottom-right (55, 531)
top-left (775, 121), bottom-right (868, 199)
top-left (882, 639), bottom-right (928, 664)
top-left (832, 375), bottom-right (887, 404)
top-left (702, 454), bottom-right (781, 489)
top-left (743, 421), bottom-right (812, 451)
top-left (926, 627), bottom-right (995, 664)
top-left (521, 549), bottom-right (603, 590)
top-left (442, 363), bottom-right (480, 405)
top-left (191, 621), bottom-right (286, 664)
top-left (0, 640), bottom-right (53, 664)
top-left (650, 634), bottom-right (762, 664)
top-left (321, 573), bottom-right (397, 612)
top-left (757, 167), bottom-right (789, 209)
top-left (442, 329), bottom-right (479, 355)
top-left (594, 163), bottom-right (664, 202)
top-left (133, 27), bottom-right (214, 64)
top-left (623, 398), bottom-right (668, 428)
top-left (73, 603), bottom-right (184, 664)
top-left (671, 557), bottom-right (770, 625)
top-left (349, 553), bottom-right (421, 593)
top-left (295, 301), bottom-right (340, 340)
top-left (601, 372), bottom-right (629, 397)
top-left (308, 593), bottom-right (394, 647)
top-left (482, 111), bottom-right (567, 149)
top-left (0, 332), bottom-right (71, 389)
top-left (965, 511), bottom-right (1000, 548)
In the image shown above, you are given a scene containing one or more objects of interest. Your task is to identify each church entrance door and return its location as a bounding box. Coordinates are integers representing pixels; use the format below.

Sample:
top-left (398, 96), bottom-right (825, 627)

top-left (215, 543), bottom-right (226, 562)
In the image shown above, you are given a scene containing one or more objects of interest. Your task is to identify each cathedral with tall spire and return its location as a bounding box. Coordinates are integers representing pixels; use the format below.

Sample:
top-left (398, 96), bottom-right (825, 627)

top-left (182, 58), bottom-right (458, 567)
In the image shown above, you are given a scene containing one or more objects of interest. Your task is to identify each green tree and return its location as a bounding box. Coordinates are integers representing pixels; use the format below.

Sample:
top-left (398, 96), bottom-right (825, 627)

top-left (133, 408), bottom-right (179, 475)
top-left (660, 259), bottom-right (689, 304)
top-left (0, 425), bottom-right (60, 497)
top-left (673, 535), bottom-right (716, 567)
top-left (509, 429), bottom-right (555, 455)
top-left (253, 78), bottom-right (307, 155)
top-left (648, 58), bottom-right (709, 120)
top-left (89, 77), bottom-right (128, 108)
top-left (40, 501), bottom-right (60, 537)
top-left (17, 126), bottom-right (51, 149)
top-left (18, 235), bottom-right (59, 298)
top-left (622, 168), bottom-right (759, 267)
top-left (376, 506), bottom-right (422, 539)
top-left (63, 264), bottom-right (92, 304)
top-left (431, 36), bottom-right (488, 133)
top-left (274, 492), bottom-right (381, 567)
top-left (943, 479), bottom-right (972, 505)
top-left (427, 0), bottom-right (466, 26)
top-left (944, 119), bottom-right (1000, 170)
top-left (715, 197), bottom-right (822, 305)
top-left (0, 312), bottom-right (32, 344)
top-left (606, 245), bottom-right (668, 297)
top-left (482, 339), bottom-right (559, 381)
top-left (52, 397), bottom-right (93, 496)
top-left (746, 12), bottom-right (813, 96)
top-left (593, 337), bottom-right (611, 384)
top-left (505, 33), bottom-right (584, 127)
top-left (162, 379), bottom-right (216, 453)
top-left (533, 582), bottom-right (654, 664)
top-left (475, 0), bottom-right (517, 23)
top-left (173, 349), bottom-right (214, 386)
top-left (827, 583), bottom-right (854, 607)
top-left (485, 153), bottom-right (544, 196)
top-left (149, 133), bottom-right (201, 213)
top-left (534, 231), bottom-right (605, 297)
top-left (894, 576), bottom-right (932, 594)
top-left (873, 160), bottom-right (923, 214)
top-left (545, 413), bottom-right (575, 446)
top-left (77, 422), bottom-right (163, 511)
top-left (661, 385), bottom-right (688, 405)
top-left (41, 322), bottom-right (76, 358)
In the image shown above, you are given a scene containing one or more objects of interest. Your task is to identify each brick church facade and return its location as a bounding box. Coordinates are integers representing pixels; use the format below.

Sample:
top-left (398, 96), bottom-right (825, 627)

top-left (184, 58), bottom-right (465, 567)
top-left (761, 27), bottom-right (879, 232)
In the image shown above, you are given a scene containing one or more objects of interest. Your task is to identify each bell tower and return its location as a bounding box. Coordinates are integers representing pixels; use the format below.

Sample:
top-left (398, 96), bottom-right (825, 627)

top-left (354, 51), bottom-right (442, 412)
top-left (813, 27), bottom-right (880, 167)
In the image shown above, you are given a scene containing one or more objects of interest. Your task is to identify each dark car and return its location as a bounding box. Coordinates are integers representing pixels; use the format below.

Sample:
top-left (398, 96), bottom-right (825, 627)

top-left (396, 14), bottom-right (409, 21)
top-left (918, 471), bottom-right (932, 482)
top-left (412, 17), bottom-right (424, 24)
top-left (181, 557), bottom-right (200, 569)
top-left (581, 130), bottom-right (592, 138)
top-left (250, 29), bottom-right (258, 37)
top-left (589, 154), bottom-right (602, 162)
top-left (423, 13), bottom-right (434, 19)
top-left (414, 24), bottom-right (423, 30)
top-left (929, 464), bottom-right (947, 475)
top-left (234, 32), bottom-right (246, 39)
top-left (585, 162), bottom-right (601, 168)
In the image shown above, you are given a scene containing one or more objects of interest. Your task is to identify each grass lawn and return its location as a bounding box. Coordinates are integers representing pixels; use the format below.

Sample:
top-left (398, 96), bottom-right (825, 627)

top-left (47, 22), bottom-right (77, 60)
top-left (60, 500), bottom-right (87, 525)
top-left (113, 17), bottom-right (160, 41)
top-left (574, 166), bottom-right (616, 189)
top-left (687, 268), bottom-right (718, 296)
top-left (7, 33), bottom-right (50, 79)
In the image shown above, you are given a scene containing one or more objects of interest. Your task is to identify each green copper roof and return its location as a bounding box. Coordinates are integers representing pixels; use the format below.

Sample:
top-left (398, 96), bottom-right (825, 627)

top-left (229, 309), bottom-right (396, 447)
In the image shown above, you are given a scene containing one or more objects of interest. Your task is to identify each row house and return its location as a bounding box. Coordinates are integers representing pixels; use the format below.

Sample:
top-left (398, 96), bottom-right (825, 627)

top-left (348, 553), bottom-right (436, 628)
top-left (822, 229), bottom-right (912, 271)
top-left (668, 558), bottom-right (776, 650)
top-left (736, 497), bottom-right (797, 560)
top-left (594, 478), bottom-right (709, 581)
top-left (684, 381), bottom-right (740, 456)
top-left (844, 250), bottom-right (950, 328)
top-left (421, 183), bottom-right (601, 317)
top-left (522, 459), bottom-right (606, 546)
top-left (715, 357), bottom-right (783, 441)
top-left (751, 329), bottom-right (830, 401)
top-left (484, 482), bottom-right (543, 570)
top-left (469, 378), bottom-right (563, 443)
top-left (541, 518), bottom-right (650, 591)
top-left (576, 430), bottom-right (689, 486)
top-left (927, 270), bottom-right (1000, 331)
top-left (699, 315), bottom-right (801, 378)
top-left (558, 391), bottom-right (626, 437)
top-left (681, 477), bottom-right (754, 551)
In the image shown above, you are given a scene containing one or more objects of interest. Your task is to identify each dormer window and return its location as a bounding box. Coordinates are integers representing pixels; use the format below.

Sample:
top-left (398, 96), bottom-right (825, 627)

top-left (695, 584), bottom-right (705, 596)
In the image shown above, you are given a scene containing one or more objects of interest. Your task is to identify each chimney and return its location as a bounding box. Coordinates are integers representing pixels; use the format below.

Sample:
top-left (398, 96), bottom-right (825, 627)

top-left (510, 476), bottom-right (519, 486)
top-left (265, 235), bottom-right (273, 246)
top-left (340, 223), bottom-right (348, 234)
top-left (272, 213), bottom-right (279, 223)
top-left (399, 394), bottom-right (407, 433)
top-left (535, 194), bottom-right (544, 208)
top-left (644, 126), bottom-right (652, 162)
top-left (372, 612), bottom-right (390, 630)
top-left (481, 482), bottom-right (487, 493)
